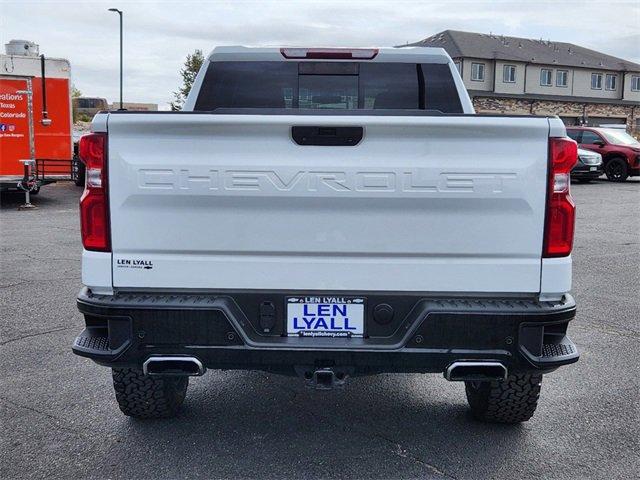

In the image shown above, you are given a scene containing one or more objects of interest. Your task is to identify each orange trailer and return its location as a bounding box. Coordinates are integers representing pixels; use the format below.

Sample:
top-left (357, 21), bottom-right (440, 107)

top-left (0, 40), bottom-right (74, 192)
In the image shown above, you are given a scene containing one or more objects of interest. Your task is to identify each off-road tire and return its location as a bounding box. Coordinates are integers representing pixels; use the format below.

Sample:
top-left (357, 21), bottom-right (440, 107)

top-left (112, 368), bottom-right (188, 419)
top-left (464, 373), bottom-right (542, 424)
top-left (604, 157), bottom-right (629, 182)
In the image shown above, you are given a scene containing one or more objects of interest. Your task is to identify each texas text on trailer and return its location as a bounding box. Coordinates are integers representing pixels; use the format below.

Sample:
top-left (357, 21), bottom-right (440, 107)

top-left (0, 40), bottom-right (74, 192)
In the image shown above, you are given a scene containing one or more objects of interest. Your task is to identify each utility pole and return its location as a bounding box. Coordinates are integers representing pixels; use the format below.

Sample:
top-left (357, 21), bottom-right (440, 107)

top-left (108, 8), bottom-right (123, 110)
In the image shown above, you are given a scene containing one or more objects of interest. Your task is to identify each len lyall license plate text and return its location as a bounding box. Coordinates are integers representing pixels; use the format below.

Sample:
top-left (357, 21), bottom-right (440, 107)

top-left (287, 297), bottom-right (365, 338)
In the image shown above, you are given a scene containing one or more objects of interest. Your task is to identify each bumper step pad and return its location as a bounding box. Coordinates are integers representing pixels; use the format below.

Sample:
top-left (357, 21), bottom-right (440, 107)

top-left (519, 321), bottom-right (579, 368)
top-left (542, 342), bottom-right (576, 358)
top-left (72, 326), bottom-right (130, 360)
top-left (74, 332), bottom-right (109, 352)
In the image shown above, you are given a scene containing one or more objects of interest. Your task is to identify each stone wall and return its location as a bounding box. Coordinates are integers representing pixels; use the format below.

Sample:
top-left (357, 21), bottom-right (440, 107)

top-left (472, 96), bottom-right (639, 133)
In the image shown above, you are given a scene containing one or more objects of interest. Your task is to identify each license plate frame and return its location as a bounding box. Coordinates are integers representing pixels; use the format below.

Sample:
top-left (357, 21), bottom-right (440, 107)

top-left (286, 296), bottom-right (366, 338)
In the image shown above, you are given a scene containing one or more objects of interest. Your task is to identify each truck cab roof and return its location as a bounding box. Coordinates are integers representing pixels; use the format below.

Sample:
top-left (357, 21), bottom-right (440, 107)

top-left (206, 46), bottom-right (453, 64)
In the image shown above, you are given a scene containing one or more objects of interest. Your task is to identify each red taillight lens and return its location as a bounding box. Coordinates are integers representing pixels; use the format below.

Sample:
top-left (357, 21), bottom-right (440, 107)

top-left (79, 133), bottom-right (110, 251)
top-left (280, 48), bottom-right (378, 59)
top-left (544, 137), bottom-right (578, 257)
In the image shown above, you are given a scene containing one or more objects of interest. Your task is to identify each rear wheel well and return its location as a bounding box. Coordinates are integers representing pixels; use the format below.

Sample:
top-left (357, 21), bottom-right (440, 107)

top-left (603, 153), bottom-right (628, 165)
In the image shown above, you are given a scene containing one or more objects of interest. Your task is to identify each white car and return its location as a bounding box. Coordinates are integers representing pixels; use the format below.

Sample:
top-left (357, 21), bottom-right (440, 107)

top-left (72, 46), bottom-right (580, 424)
top-left (571, 147), bottom-right (603, 182)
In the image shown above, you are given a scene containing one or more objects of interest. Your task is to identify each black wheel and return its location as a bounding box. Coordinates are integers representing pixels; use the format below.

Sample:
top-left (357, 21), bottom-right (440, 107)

top-left (604, 158), bottom-right (629, 182)
top-left (465, 373), bottom-right (542, 424)
top-left (74, 159), bottom-right (86, 186)
top-left (112, 368), bottom-right (188, 419)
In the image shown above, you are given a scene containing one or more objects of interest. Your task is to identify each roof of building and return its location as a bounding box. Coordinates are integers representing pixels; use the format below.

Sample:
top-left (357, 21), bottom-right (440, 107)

top-left (406, 30), bottom-right (640, 72)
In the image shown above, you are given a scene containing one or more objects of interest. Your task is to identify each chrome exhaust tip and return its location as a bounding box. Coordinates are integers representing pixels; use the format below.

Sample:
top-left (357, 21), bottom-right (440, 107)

top-left (444, 361), bottom-right (507, 382)
top-left (143, 356), bottom-right (205, 376)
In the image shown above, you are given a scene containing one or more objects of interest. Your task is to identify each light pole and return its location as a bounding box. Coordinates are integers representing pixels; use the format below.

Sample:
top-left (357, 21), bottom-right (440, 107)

top-left (108, 8), bottom-right (123, 110)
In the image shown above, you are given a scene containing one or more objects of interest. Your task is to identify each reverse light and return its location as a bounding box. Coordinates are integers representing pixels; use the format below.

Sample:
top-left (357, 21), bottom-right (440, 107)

top-left (79, 133), bottom-right (110, 251)
top-left (280, 48), bottom-right (378, 60)
top-left (543, 137), bottom-right (578, 257)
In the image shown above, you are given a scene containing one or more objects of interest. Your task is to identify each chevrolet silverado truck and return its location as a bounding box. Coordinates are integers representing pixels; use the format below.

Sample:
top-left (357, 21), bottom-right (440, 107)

top-left (72, 46), bottom-right (580, 423)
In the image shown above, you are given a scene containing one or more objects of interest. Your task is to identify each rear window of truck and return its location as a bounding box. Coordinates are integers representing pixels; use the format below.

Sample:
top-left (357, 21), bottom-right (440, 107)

top-left (194, 61), bottom-right (463, 113)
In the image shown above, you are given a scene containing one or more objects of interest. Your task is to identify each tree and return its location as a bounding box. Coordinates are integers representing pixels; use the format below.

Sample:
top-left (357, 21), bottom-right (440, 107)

top-left (71, 84), bottom-right (82, 98)
top-left (170, 49), bottom-right (204, 111)
top-left (71, 84), bottom-right (83, 123)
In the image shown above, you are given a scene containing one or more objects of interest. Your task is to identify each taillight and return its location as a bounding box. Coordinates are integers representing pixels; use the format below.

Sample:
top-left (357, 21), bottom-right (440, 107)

top-left (79, 133), bottom-right (110, 251)
top-left (280, 48), bottom-right (378, 59)
top-left (543, 137), bottom-right (578, 257)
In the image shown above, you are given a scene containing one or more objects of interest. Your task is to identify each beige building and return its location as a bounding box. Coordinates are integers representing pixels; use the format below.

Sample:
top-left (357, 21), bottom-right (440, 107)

top-left (409, 31), bottom-right (640, 132)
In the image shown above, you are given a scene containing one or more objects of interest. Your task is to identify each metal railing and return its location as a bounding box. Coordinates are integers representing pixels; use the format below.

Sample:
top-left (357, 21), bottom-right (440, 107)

top-left (35, 158), bottom-right (79, 182)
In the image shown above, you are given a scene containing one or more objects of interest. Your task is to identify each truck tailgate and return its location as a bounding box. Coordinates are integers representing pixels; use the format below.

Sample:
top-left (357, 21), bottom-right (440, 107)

top-left (106, 114), bottom-right (550, 293)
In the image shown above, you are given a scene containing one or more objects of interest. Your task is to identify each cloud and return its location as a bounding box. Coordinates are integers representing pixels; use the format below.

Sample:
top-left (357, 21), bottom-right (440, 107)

top-left (2, 0), bottom-right (638, 108)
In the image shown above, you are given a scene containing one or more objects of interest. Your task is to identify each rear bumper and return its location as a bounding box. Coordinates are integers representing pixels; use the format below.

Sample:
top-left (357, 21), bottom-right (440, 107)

top-left (73, 288), bottom-right (579, 375)
top-left (571, 165), bottom-right (603, 179)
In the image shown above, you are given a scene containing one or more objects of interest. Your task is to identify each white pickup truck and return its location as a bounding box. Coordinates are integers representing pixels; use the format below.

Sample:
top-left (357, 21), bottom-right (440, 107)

top-left (73, 46), bottom-right (579, 423)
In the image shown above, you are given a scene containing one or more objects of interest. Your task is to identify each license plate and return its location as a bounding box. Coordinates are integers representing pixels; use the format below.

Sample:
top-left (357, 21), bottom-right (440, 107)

top-left (287, 296), bottom-right (365, 337)
top-left (590, 166), bottom-right (598, 171)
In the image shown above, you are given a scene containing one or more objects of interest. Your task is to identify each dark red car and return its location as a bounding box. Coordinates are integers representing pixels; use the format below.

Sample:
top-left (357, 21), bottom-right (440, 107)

top-left (566, 127), bottom-right (640, 182)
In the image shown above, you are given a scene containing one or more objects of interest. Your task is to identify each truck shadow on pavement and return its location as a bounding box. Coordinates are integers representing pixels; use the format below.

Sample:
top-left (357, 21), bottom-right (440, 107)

top-left (99, 370), bottom-right (530, 478)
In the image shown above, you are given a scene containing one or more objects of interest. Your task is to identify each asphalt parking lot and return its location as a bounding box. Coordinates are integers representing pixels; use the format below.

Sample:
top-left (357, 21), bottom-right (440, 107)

top-left (1, 179), bottom-right (638, 480)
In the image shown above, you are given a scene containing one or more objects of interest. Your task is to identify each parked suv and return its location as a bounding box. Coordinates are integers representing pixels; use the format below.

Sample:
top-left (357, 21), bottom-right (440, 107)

top-left (566, 127), bottom-right (640, 182)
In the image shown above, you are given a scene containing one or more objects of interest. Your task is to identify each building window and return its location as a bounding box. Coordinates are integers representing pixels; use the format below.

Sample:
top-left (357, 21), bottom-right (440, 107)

top-left (605, 74), bottom-right (617, 90)
top-left (471, 62), bottom-right (485, 81)
top-left (632, 76), bottom-right (640, 91)
top-left (454, 61), bottom-right (461, 74)
top-left (556, 70), bottom-right (568, 87)
top-left (503, 65), bottom-right (516, 83)
top-left (591, 73), bottom-right (603, 90)
top-left (540, 69), bottom-right (552, 86)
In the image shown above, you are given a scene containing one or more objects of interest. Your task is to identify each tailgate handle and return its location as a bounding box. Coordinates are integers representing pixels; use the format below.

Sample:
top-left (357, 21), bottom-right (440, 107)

top-left (291, 126), bottom-right (363, 146)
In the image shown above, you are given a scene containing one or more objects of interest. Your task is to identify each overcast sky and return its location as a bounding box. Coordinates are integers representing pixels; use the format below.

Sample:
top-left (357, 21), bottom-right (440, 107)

top-left (2, 0), bottom-right (639, 109)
